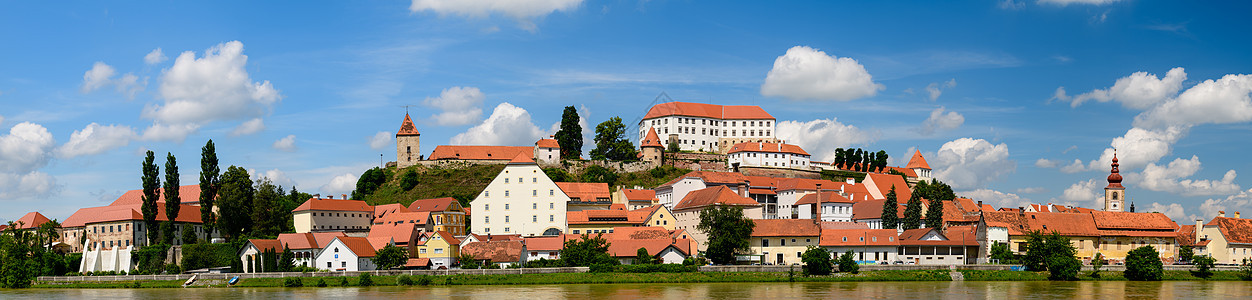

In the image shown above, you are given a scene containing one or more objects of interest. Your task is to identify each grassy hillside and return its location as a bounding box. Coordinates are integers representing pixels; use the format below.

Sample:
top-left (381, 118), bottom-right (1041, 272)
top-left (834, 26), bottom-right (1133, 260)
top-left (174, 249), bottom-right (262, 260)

top-left (360, 164), bottom-right (691, 207)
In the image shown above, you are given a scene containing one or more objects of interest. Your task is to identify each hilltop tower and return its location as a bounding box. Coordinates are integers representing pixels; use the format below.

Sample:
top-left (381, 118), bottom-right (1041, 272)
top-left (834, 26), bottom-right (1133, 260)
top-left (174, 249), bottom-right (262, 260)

top-left (396, 113), bottom-right (421, 168)
top-left (640, 127), bottom-right (665, 167)
top-left (1104, 151), bottom-right (1125, 212)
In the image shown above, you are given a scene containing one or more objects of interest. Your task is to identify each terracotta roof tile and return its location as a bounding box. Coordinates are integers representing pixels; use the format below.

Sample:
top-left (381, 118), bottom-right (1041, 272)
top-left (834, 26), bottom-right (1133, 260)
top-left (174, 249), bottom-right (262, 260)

top-left (774, 178), bottom-right (843, 192)
top-left (13, 212), bottom-right (50, 229)
top-left (660, 171), bottom-right (748, 188)
top-left (1177, 225), bottom-right (1200, 247)
top-left (405, 258), bottom-right (431, 267)
top-left (751, 219), bottom-right (820, 237)
top-left (556, 182), bottom-right (610, 202)
top-left (312, 232), bottom-right (347, 248)
top-left (109, 185), bottom-right (208, 206)
top-left (621, 189), bottom-right (657, 201)
top-left (428, 146), bottom-right (532, 161)
top-left (673, 186), bottom-right (760, 211)
top-left (851, 199), bottom-right (905, 220)
top-left (898, 227), bottom-right (977, 246)
top-left (981, 211), bottom-right (1100, 236)
top-left (819, 222), bottom-right (869, 230)
top-left (277, 233), bottom-right (319, 250)
top-left (865, 173), bottom-right (912, 203)
top-left (535, 138), bottom-right (560, 149)
top-left (1211, 217), bottom-right (1252, 244)
top-left (408, 197), bottom-right (461, 212)
top-left (641, 128), bottom-right (664, 148)
top-left (293, 198), bottom-right (373, 212)
top-left (605, 226), bottom-right (673, 240)
top-left (642, 102), bottom-right (774, 120)
top-left (905, 150), bottom-right (930, 170)
top-left (368, 222), bottom-right (419, 246)
top-left (795, 192), bottom-right (853, 206)
top-left (397, 113), bottom-right (420, 136)
top-left (523, 235), bottom-right (566, 251)
top-left (819, 229), bottom-right (899, 246)
top-left (247, 239), bottom-right (284, 253)
top-left (727, 142), bottom-right (809, 156)
top-left (62, 204), bottom-right (202, 228)
top-left (373, 204), bottom-right (407, 219)
top-left (1090, 211), bottom-right (1178, 230)
top-left (335, 236), bottom-right (379, 258)
top-left (942, 200), bottom-right (981, 223)
top-left (366, 236), bottom-right (393, 251)
top-left (509, 152), bottom-right (535, 164)
top-left (606, 238), bottom-right (691, 257)
top-left (461, 241), bottom-right (523, 263)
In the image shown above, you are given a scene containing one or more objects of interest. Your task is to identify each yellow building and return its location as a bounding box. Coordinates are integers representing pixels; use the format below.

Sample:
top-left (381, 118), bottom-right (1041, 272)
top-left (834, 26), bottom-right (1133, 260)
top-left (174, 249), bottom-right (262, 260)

top-left (567, 205), bottom-right (678, 234)
top-left (978, 210), bottom-right (1178, 263)
top-left (748, 219), bottom-right (821, 265)
top-left (1195, 211), bottom-right (1252, 265)
top-left (408, 198), bottom-right (467, 235)
top-left (415, 231), bottom-right (461, 268)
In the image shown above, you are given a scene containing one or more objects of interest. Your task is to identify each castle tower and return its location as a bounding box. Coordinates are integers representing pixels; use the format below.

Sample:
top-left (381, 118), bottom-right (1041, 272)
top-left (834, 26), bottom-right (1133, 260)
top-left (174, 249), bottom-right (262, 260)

top-left (640, 127), bottom-right (665, 167)
top-left (396, 113), bottom-right (421, 168)
top-left (906, 150), bottom-right (932, 180)
top-left (1104, 151), bottom-right (1125, 212)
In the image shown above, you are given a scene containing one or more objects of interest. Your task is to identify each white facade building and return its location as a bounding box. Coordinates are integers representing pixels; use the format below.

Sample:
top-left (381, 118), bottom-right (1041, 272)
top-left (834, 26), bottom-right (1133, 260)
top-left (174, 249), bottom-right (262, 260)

top-left (638, 102), bottom-right (777, 153)
top-left (794, 192), bottom-right (855, 222)
top-left (314, 236), bottom-right (378, 272)
top-left (471, 153), bottom-right (569, 236)
top-left (726, 142), bottom-right (812, 171)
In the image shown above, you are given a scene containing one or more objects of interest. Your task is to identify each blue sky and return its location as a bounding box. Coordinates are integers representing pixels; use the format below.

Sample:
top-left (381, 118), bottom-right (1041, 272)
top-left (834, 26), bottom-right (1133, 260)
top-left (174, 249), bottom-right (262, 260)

top-left (2, 0), bottom-right (1251, 225)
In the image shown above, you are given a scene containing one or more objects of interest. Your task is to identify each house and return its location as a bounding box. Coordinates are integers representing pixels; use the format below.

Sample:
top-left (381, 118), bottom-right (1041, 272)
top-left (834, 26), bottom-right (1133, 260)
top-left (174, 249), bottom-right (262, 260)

top-left (277, 232), bottom-right (345, 268)
top-left (415, 231), bottom-right (460, 268)
top-left (459, 233), bottom-right (523, 247)
top-left (976, 211), bottom-right (1099, 262)
top-left (1089, 210), bottom-right (1179, 263)
top-left (773, 178), bottom-right (843, 219)
top-left (558, 182), bottom-right (613, 211)
top-left (522, 235), bottom-right (567, 262)
top-left (672, 186), bottom-right (763, 251)
top-left (566, 205), bottom-right (677, 234)
top-left (614, 188), bottom-right (660, 210)
top-left (905, 150), bottom-right (932, 181)
top-left (637, 101), bottom-right (777, 153)
top-left (239, 239), bottom-right (284, 273)
top-left (460, 240), bottom-right (524, 267)
top-left (942, 198), bottom-right (986, 228)
top-left (748, 219), bottom-right (821, 265)
top-left (897, 226), bottom-right (979, 265)
top-left (794, 191), bottom-right (855, 222)
top-left (64, 185), bottom-right (211, 253)
top-left (470, 153), bottom-right (569, 236)
top-left (314, 236), bottom-right (381, 271)
top-left (367, 221), bottom-right (421, 250)
top-left (534, 138), bottom-right (561, 165)
top-left (655, 171), bottom-right (748, 209)
top-left (726, 142), bottom-right (812, 171)
top-left (1194, 211), bottom-right (1252, 264)
top-left (408, 197), bottom-right (467, 235)
top-left (607, 238), bottom-right (692, 264)
top-left (292, 196), bottom-right (374, 233)
top-left (819, 228), bottom-right (899, 264)
top-left (851, 199), bottom-right (905, 230)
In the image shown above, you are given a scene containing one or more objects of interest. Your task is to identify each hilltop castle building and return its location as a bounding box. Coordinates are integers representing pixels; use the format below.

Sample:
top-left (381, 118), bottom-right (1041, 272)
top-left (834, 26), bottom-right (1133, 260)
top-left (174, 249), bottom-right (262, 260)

top-left (638, 102), bottom-right (777, 154)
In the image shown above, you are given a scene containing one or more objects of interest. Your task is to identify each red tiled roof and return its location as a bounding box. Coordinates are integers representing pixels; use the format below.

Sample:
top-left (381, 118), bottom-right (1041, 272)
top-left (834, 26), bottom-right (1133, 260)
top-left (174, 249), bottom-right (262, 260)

top-left (278, 233), bottom-right (316, 250)
top-left (523, 235), bottom-right (566, 251)
top-left (943, 200), bottom-right (981, 223)
top-left (13, 212), bottom-right (51, 229)
top-left (981, 211), bottom-right (1099, 236)
top-left (312, 232), bottom-right (347, 248)
top-left (109, 185), bottom-right (208, 206)
top-left (673, 186), bottom-right (760, 211)
top-left (373, 204), bottom-right (408, 219)
top-left (535, 138), bottom-right (559, 149)
top-left (1090, 211), bottom-right (1178, 230)
top-left (428, 146), bottom-right (532, 161)
top-left (408, 197), bottom-right (461, 213)
top-left (751, 219), bottom-right (820, 237)
top-left (62, 204), bottom-right (202, 228)
top-left (865, 173), bottom-right (912, 203)
top-left (622, 189), bottom-right (657, 201)
top-left (641, 128), bottom-right (664, 148)
top-left (509, 152), bottom-right (535, 164)
top-left (642, 102), bottom-right (774, 120)
top-left (405, 258), bottom-right (431, 267)
top-left (727, 142), bottom-right (810, 156)
top-left (748, 188), bottom-right (776, 195)
top-left (660, 171), bottom-right (748, 188)
top-left (567, 209), bottom-right (649, 225)
top-left (461, 241), bottom-right (523, 263)
top-left (336, 236), bottom-right (378, 258)
top-left (293, 198), bottom-right (373, 212)
top-left (247, 239), bottom-right (284, 253)
top-left (1210, 217), bottom-right (1252, 245)
top-left (397, 113), bottom-right (420, 136)
top-left (1177, 225), bottom-right (1200, 247)
top-left (369, 222), bottom-right (419, 246)
top-left (898, 227), bottom-right (978, 246)
top-left (906, 150), bottom-right (930, 170)
top-left (606, 238), bottom-right (692, 257)
top-left (819, 229), bottom-right (900, 246)
top-left (820, 221), bottom-right (869, 230)
top-left (367, 236), bottom-right (392, 251)
top-left (418, 231), bottom-right (461, 246)
top-left (466, 233), bottom-right (523, 243)
top-left (605, 226), bottom-right (673, 240)
top-left (374, 211), bottom-right (430, 226)
top-left (851, 199), bottom-right (904, 220)
top-left (795, 192), bottom-right (854, 206)
top-left (556, 182), bottom-right (611, 202)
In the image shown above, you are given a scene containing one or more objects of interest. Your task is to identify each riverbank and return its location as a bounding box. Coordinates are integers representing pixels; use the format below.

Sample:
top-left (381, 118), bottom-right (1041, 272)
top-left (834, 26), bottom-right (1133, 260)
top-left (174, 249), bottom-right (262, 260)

top-left (31, 270), bottom-right (1249, 289)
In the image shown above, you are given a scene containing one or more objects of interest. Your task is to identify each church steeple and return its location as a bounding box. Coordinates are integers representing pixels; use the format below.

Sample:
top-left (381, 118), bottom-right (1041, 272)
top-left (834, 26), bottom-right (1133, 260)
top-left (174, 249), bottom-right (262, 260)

top-left (396, 113), bottom-right (421, 168)
top-left (1104, 150), bottom-right (1125, 212)
top-left (1106, 151), bottom-right (1123, 188)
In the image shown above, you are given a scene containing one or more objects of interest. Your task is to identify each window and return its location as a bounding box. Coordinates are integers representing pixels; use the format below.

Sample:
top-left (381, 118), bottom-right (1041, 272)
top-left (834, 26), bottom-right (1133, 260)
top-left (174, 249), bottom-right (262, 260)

top-left (549, 189), bottom-right (555, 196)
top-left (533, 190), bottom-right (538, 197)
top-left (328, 262), bottom-right (332, 268)
top-left (533, 215), bottom-right (538, 222)
top-left (505, 178), bottom-right (509, 183)
top-left (485, 216), bottom-right (489, 223)
top-left (435, 249), bottom-right (443, 254)
top-left (420, 248), bottom-right (427, 254)
top-left (342, 262), bottom-right (347, 268)
top-left (504, 227), bottom-right (510, 232)
top-left (781, 239), bottom-right (786, 246)
top-left (533, 178), bottom-right (537, 183)
top-left (550, 203), bottom-right (554, 209)
top-left (791, 239), bottom-right (796, 243)
top-left (550, 215), bottom-right (554, 222)
top-left (505, 204), bottom-right (510, 210)
top-left (533, 203), bottom-right (538, 209)
top-left (763, 239), bottom-right (769, 247)
top-left (485, 204), bottom-right (490, 210)
top-left (505, 190), bottom-right (510, 197)
top-left (485, 191), bottom-right (490, 197)
top-left (519, 177), bottom-right (523, 183)
top-left (505, 216), bottom-right (510, 223)
top-left (573, 230), bottom-right (580, 234)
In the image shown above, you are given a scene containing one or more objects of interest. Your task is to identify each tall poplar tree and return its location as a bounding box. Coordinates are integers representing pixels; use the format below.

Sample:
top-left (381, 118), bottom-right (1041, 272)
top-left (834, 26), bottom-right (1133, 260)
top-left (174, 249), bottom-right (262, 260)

top-left (555, 106), bottom-right (583, 160)
top-left (162, 152), bottom-right (181, 244)
top-left (902, 189), bottom-right (924, 230)
top-left (140, 150), bottom-right (161, 245)
top-left (881, 187), bottom-right (899, 230)
top-left (925, 199), bottom-right (945, 229)
top-left (200, 140), bottom-right (220, 240)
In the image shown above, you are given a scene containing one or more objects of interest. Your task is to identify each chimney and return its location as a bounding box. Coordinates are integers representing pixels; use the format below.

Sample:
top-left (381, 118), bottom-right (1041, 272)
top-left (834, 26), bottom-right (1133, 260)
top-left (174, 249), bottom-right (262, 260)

top-left (1196, 219), bottom-right (1204, 244)
top-left (343, 194), bottom-right (349, 200)
top-left (327, 195), bottom-right (334, 200)
top-left (1238, 212), bottom-right (1243, 219)
top-left (813, 183), bottom-right (822, 219)
top-left (977, 201), bottom-right (983, 209)
top-left (1219, 211), bottom-right (1226, 218)
top-left (845, 178), bottom-right (855, 184)
top-left (313, 194), bottom-right (321, 199)
top-left (1018, 207), bottom-right (1025, 217)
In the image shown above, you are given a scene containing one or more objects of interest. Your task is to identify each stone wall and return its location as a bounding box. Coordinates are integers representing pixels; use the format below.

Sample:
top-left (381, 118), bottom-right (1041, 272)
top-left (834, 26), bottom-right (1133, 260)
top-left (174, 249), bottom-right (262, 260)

top-left (664, 152), bottom-right (727, 172)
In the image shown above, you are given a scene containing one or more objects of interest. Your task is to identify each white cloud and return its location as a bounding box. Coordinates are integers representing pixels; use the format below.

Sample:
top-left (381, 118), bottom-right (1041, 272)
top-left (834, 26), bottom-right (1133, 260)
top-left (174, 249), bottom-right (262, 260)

top-left (0, 122), bottom-right (56, 200)
top-left (273, 135), bottom-right (297, 152)
top-left (1138, 155), bottom-right (1240, 196)
top-left (1134, 74), bottom-right (1252, 129)
top-left (1060, 159), bottom-right (1087, 173)
top-left (409, 0), bottom-right (583, 32)
top-left (321, 173), bottom-right (358, 196)
top-left (229, 118), bottom-right (265, 136)
top-left (423, 86), bottom-right (485, 126)
top-left (1037, 0), bottom-right (1121, 6)
top-left (81, 62), bottom-right (116, 93)
top-left (775, 118), bottom-right (876, 162)
top-left (140, 123), bottom-right (200, 143)
top-left (1198, 188), bottom-right (1252, 220)
top-left (998, 0), bottom-right (1025, 10)
top-left (114, 73), bottom-right (145, 99)
top-left (1146, 202), bottom-right (1188, 222)
top-left (1057, 179), bottom-right (1102, 208)
top-left (250, 168), bottom-right (295, 188)
top-left (1016, 187), bottom-right (1047, 194)
top-left (58, 123), bottom-right (139, 158)
top-left (142, 41), bottom-right (281, 142)
top-left (0, 171), bottom-right (54, 200)
top-left (917, 107), bottom-right (964, 135)
top-left (760, 46), bottom-right (883, 101)
top-left (144, 48), bottom-right (168, 65)
top-left (1035, 158), bottom-right (1059, 168)
top-left (451, 102), bottom-right (547, 146)
top-left (931, 138), bottom-right (1015, 189)
top-left (960, 189), bottom-right (1029, 210)
top-left (369, 131), bottom-right (393, 150)
top-left (1085, 126), bottom-right (1187, 171)
top-left (0, 115), bottom-right (4, 125)
top-left (1069, 67), bottom-right (1186, 109)
top-left (925, 79), bottom-right (957, 101)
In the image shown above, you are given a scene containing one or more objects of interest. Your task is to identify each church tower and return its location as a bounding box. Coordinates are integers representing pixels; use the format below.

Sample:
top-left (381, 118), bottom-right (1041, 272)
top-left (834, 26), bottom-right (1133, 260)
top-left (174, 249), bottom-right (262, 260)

top-left (396, 113), bottom-right (421, 168)
top-left (1104, 151), bottom-right (1125, 212)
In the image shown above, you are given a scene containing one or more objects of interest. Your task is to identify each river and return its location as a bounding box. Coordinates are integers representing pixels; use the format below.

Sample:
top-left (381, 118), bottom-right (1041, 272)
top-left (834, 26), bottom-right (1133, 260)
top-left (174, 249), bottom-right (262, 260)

top-left (4, 281), bottom-right (1251, 299)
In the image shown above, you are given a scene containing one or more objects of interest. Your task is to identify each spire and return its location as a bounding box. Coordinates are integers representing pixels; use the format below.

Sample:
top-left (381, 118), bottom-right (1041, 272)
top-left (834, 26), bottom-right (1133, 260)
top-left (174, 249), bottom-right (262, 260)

top-left (641, 127), bottom-right (663, 148)
top-left (396, 113), bottom-right (420, 136)
top-left (906, 150), bottom-right (930, 170)
top-left (1106, 150), bottom-right (1123, 188)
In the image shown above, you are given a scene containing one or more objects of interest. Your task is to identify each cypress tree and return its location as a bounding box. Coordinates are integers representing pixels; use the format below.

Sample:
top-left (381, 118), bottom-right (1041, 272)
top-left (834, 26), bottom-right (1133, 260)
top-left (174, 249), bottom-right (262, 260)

top-left (902, 189), bottom-right (924, 230)
top-left (141, 150), bottom-right (161, 246)
top-left (881, 187), bottom-right (899, 229)
top-left (163, 152), bottom-right (180, 244)
top-left (925, 199), bottom-right (944, 229)
top-left (555, 106), bottom-right (583, 159)
top-left (200, 140), bottom-right (220, 240)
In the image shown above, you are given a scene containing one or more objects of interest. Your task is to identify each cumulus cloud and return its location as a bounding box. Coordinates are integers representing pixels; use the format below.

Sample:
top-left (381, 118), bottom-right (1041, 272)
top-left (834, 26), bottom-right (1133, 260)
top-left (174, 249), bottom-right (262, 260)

top-left (58, 123), bottom-right (139, 158)
top-left (1057, 179), bottom-right (1102, 208)
top-left (1147, 202), bottom-right (1188, 222)
top-left (1198, 188), bottom-right (1252, 220)
top-left (960, 189), bottom-right (1029, 210)
top-left (369, 131), bottom-right (393, 150)
top-left (80, 62), bottom-right (145, 98)
top-left (1035, 158), bottom-right (1059, 168)
top-left (931, 138), bottom-right (1015, 189)
top-left (142, 41), bottom-right (281, 142)
top-left (917, 107), bottom-right (964, 135)
top-left (250, 168), bottom-right (295, 188)
top-left (140, 123), bottom-right (200, 143)
top-left (144, 48), bottom-right (168, 65)
top-left (1134, 74), bottom-right (1252, 129)
top-left (229, 118), bottom-right (265, 136)
top-left (273, 135), bottom-right (297, 152)
top-left (1068, 67), bottom-right (1186, 109)
top-left (1016, 187), bottom-right (1048, 194)
top-left (409, 0), bottom-right (583, 32)
top-left (1138, 155), bottom-right (1240, 196)
top-left (1060, 159), bottom-right (1087, 173)
top-left (0, 122), bottom-right (56, 199)
top-left (451, 102), bottom-right (547, 146)
top-left (321, 173), bottom-right (358, 196)
top-left (1074, 126), bottom-right (1187, 172)
top-left (1037, 0), bottom-right (1121, 6)
top-left (925, 79), bottom-right (957, 101)
top-left (998, 0), bottom-right (1025, 10)
top-left (775, 118), bottom-right (876, 162)
top-left (423, 86), bottom-right (484, 126)
top-left (760, 46), bottom-right (883, 101)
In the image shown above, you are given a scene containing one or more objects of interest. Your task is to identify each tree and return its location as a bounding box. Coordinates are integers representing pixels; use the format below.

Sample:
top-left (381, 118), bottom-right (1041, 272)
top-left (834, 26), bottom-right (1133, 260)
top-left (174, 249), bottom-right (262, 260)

top-left (278, 246), bottom-right (295, 272)
top-left (217, 166), bottom-right (255, 241)
top-left (1239, 258), bottom-right (1252, 280)
top-left (990, 242), bottom-right (1013, 263)
top-left (833, 148), bottom-right (844, 169)
top-left (400, 170), bottom-right (419, 191)
top-left (1124, 246), bottom-right (1163, 281)
top-left (924, 200), bottom-right (944, 229)
top-left (589, 117), bottom-right (638, 161)
top-left (560, 234), bottom-right (615, 267)
top-left (697, 205), bottom-right (755, 265)
top-left (458, 253), bottom-right (481, 269)
top-left (881, 187), bottom-right (900, 230)
top-left (163, 152), bottom-right (181, 245)
top-left (0, 225), bottom-right (35, 288)
top-left (351, 167), bottom-right (387, 200)
top-left (141, 150), bottom-right (161, 246)
top-left (1023, 231), bottom-right (1076, 274)
top-left (251, 178), bottom-right (285, 237)
top-left (1047, 254), bottom-right (1081, 281)
top-left (667, 139), bottom-right (680, 153)
top-left (543, 168), bottom-right (573, 182)
top-left (634, 247), bottom-right (656, 265)
top-left (555, 106), bottom-right (583, 160)
top-left (1090, 252), bottom-right (1105, 278)
top-left (1179, 246), bottom-right (1194, 263)
top-left (199, 140), bottom-right (220, 240)
top-left (875, 150), bottom-right (889, 173)
top-left (373, 244), bottom-right (408, 270)
top-left (901, 190), bottom-right (923, 230)
top-left (800, 246), bottom-right (832, 276)
top-left (181, 223), bottom-right (197, 245)
top-left (1192, 255), bottom-right (1216, 279)
top-left (580, 165), bottom-right (618, 186)
top-left (838, 250), bottom-right (859, 274)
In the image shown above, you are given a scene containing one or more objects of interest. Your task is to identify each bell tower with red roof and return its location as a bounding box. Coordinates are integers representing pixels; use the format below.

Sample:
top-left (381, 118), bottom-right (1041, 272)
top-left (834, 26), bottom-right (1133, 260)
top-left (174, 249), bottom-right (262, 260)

top-left (1103, 150), bottom-right (1125, 212)
top-left (396, 113), bottom-right (421, 168)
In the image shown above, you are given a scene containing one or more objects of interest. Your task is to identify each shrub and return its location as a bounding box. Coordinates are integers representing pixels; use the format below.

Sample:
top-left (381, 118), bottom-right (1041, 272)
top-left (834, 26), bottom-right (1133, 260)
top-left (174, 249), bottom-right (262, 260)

top-left (338, 277), bottom-right (350, 287)
top-left (615, 264), bottom-right (698, 273)
top-left (1090, 253), bottom-right (1105, 279)
top-left (682, 256), bottom-right (707, 266)
top-left (1192, 255), bottom-right (1216, 279)
top-left (837, 250), bottom-right (859, 274)
top-left (417, 275), bottom-right (432, 286)
top-left (358, 273), bottom-right (373, 286)
top-left (1124, 246), bottom-right (1163, 281)
top-left (397, 275), bottom-right (413, 286)
top-left (589, 264), bottom-right (617, 273)
top-left (400, 170), bottom-right (419, 191)
top-left (1239, 258), bottom-right (1252, 281)
top-left (283, 277), bottom-right (303, 287)
top-left (1046, 255), bottom-right (1080, 281)
top-left (315, 278), bottom-right (328, 287)
top-left (800, 247), bottom-right (832, 276)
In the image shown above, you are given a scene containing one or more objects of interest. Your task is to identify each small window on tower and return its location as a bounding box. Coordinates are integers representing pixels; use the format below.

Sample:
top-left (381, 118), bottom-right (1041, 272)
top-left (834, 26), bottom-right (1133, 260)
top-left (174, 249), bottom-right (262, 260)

top-left (1112, 192), bottom-right (1118, 200)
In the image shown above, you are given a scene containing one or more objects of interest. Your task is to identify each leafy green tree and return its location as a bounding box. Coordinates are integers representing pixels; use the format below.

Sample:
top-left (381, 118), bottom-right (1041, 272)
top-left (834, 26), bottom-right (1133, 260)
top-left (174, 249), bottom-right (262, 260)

top-left (901, 191), bottom-right (923, 230)
top-left (1023, 231), bottom-right (1076, 273)
top-left (560, 234), bottom-right (616, 267)
top-left (251, 178), bottom-right (285, 237)
top-left (351, 167), bottom-right (387, 200)
top-left (875, 150), bottom-right (889, 173)
top-left (932, 181), bottom-right (956, 201)
top-left (458, 253), bottom-right (481, 269)
top-left (1192, 255), bottom-right (1216, 279)
top-left (697, 205), bottom-right (755, 265)
top-left (924, 200), bottom-right (944, 229)
top-left (800, 246), bottom-right (832, 276)
top-left (589, 117), bottom-right (638, 161)
top-left (181, 223), bottom-right (198, 245)
top-left (0, 225), bottom-right (35, 288)
top-left (400, 170), bottom-right (419, 191)
top-left (162, 152), bottom-right (181, 245)
top-left (1124, 246), bottom-right (1163, 281)
top-left (580, 165), bottom-right (618, 186)
top-left (1048, 255), bottom-right (1081, 281)
top-left (881, 187), bottom-right (900, 230)
top-left (634, 247), bottom-right (656, 265)
top-left (913, 180), bottom-right (932, 203)
top-left (141, 150), bottom-right (161, 245)
top-left (555, 106), bottom-right (584, 160)
top-left (1090, 252), bottom-right (1104, 278)
top-left (372, 244), bottom-right (408, 270)
top-left (543, 168), bottom-right (573, 182)
top-left (833, 148), bottom-right (845, 169)
top-left (838, 250), bottom-right (859, 274)
top-left (200, 140), bottom-right (220, 239)
top-left (217, 166), bottom-right (255, 241)
top-left (1178, 246), bottom-right (1194, 263)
